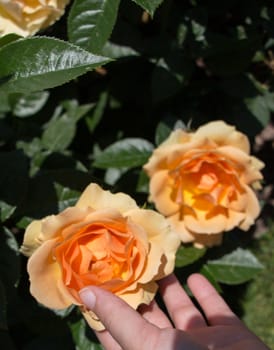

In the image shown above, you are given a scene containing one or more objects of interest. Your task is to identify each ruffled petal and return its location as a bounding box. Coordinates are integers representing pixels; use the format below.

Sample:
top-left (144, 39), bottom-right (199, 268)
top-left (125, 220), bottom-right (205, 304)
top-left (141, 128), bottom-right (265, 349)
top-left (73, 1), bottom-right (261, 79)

top-left (76, 183), bottom-right (138, 214)
top-left (28, 239), bottom-right (77, 309)
top-left (194, 120), bottom-right (250, 153)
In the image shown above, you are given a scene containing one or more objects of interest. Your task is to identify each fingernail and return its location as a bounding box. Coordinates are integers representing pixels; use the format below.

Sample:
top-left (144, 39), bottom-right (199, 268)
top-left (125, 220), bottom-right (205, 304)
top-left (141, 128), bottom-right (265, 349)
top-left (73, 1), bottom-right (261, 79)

top-left (79, 287), bottom-right (96, 309)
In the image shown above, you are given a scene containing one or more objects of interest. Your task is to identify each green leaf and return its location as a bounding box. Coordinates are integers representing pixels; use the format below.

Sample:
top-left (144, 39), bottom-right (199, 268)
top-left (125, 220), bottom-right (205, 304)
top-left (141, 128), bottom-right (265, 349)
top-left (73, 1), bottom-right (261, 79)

top-left (155, 121), bottom-right (172, 145)
top-left (205, 248), bottom-right (264, 285)
top-left (41, 100), bottom-right (93, 152)
top-left (16, 216), bottom-right (33, 229)
top-left (199, 265), bottom-right (222, 293)
top-left (104, 167), bottom-right (126, 186)
top-left (54, 183), bottom-right (81, 212)
top-left (41, 100), bottom-right (93, 153)
top-left (0, 201), bottom-right (16, 222)
top-left (68, 0), bottom-right (120, 54)
top-left (0, 34), bottom-right (21, 49)
top-left (0, 91), bottom-right (10, 112)
top-left (93, 138), bottom-right (154, 169)
top-left (175, 246), bottom-right (206, 268)
top-left (244, 95), bottom-right (271, 127)
top-left (0, 37), bottom-right (111, 93)
top-left (12, 91), bottom-right (50, 118)
top-left (101, 41), bottom-right (139, 59)
top-left (61, 99), bottom-right (94, 122)
top-left (42, 115), bottom-right (76, 152)
top-left (131, 0), bottom-right (164, 16)
top-left (16, 138), bottom-right (46, 176)
top-left (69, 318), bottom-right (103, 350)
top-left (136, 169), bottom-right (149, 193)
top-left (86, 91), bottom-right (108, 133)
top-left (51, 305), bottom-right (75, 318)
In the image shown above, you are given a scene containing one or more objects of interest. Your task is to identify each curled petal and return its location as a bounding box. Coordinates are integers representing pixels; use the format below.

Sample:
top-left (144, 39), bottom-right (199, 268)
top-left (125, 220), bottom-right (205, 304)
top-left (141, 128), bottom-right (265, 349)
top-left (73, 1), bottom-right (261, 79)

top-left (41, 207), bottom-right (91, 241)
top-left (167, 216), bottom-right (196, 243)
top-left (81, 307), bottom-right (104, 332)
top-left (239, 185), bottom-right (261, 230)
top-left (119, 281), bottom-right (158, 309)
top-left (28, 239), bottom-right (76, 309)
top-left (127, 208), bottom-right (180, 282)
top-left (218, 146), bottom-right (264, 184)
top-left (148, 170), bottom-right (179, 216)
top-left (20, 220), bottom-right (43, 257)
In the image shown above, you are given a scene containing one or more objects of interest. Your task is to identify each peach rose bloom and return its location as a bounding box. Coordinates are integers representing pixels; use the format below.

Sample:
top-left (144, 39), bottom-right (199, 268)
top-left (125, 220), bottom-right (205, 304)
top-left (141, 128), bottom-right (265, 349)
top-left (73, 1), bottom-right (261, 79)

top-left (0, 0), bottom-right (70, 37)
top-left (143, 121), bottom-right (264, 248)
top-left (20, 183), bottom-right (180, 331)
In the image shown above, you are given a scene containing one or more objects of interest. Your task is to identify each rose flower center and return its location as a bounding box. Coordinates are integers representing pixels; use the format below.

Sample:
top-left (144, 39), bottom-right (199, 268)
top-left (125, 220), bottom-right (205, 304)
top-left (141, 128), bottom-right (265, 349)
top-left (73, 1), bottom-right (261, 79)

top-left (169, 151), bottom-right (245, 218)
top-left (53, 220), bottom-right (147, 295)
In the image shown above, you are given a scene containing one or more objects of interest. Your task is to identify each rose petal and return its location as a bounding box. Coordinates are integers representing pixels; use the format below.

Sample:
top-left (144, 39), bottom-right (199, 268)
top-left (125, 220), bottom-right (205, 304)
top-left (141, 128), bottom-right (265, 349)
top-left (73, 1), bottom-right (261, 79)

top-left (144, 139), bottom-right (208, 176)
top-left (167, 215), bottom-right (196, 243)
top-left (127, 208), bottom-right (180, 281)
top-left (76, 183), bottom-right (138, 214)
top-left (81, 307), bottom-right (104, 331)
top-left (41, 207), bottom-right (91, 240)
top-left (0, 0), bottom-right (70, 36)
top-left (194, 121), bottom-right (250, 153)
top-left (239, 185), bottom-right (261, 230)
top-left (58, 208), bottom-right (128, 240)
top-left (119, 281), bottom-right (158, 309)
top-left (184, 206), bottom-right (246, 234)
top-left (20, 220), bottom-right (43, 257)
top-left (148, 170), bottom-right (179, 216)
top-left (28, 239), bottom-right (77, 309)
top-left (218, 146), bottom-right (264, 184)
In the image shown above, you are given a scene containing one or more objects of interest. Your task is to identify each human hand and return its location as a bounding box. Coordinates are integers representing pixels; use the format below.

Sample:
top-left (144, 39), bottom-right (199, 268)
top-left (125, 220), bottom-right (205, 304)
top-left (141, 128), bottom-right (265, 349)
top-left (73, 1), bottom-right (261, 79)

top-left (79, 273), bottom-right (270, 350)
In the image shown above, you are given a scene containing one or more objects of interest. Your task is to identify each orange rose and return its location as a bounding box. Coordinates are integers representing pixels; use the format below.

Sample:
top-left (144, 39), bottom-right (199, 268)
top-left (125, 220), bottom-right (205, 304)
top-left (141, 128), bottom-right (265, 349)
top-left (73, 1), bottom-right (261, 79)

top-left (0, 0), bottom-right (70, 37)
top-left (143, 121), bottom-right (264, 248)
top-left (20, 183), bottom-right (180, 331)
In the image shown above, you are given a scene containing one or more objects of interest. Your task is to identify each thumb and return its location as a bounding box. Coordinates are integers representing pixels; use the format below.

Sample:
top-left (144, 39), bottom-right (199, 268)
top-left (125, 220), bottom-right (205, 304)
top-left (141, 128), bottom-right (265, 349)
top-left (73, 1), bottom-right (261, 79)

top-left (79, 286), bottom-right (159, 350)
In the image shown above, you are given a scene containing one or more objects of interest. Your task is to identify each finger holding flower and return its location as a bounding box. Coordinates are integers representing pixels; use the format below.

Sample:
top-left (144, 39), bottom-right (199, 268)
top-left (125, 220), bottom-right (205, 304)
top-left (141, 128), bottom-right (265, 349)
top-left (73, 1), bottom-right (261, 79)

top-left (20, 183), bottom-right (180, 331)
top-left (143, 120), bottom-right (264, 248)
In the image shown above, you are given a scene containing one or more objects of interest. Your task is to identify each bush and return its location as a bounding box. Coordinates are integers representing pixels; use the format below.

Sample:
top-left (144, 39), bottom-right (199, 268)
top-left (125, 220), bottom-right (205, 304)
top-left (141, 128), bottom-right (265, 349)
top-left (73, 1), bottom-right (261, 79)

top-left (0, 0), bottom-right (273, 348)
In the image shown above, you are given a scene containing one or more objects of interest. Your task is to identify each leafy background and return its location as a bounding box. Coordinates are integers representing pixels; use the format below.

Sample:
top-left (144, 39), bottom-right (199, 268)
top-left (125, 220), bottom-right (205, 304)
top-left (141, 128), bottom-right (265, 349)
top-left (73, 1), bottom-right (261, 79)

top-left (0, 0), bottom-right (274, 348)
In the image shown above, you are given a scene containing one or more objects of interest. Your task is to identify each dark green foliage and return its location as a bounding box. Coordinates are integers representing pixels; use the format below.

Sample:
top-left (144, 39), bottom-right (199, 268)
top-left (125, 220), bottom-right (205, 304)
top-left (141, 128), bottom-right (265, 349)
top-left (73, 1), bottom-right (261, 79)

top-left (0, 0), bottom-right (273, 348)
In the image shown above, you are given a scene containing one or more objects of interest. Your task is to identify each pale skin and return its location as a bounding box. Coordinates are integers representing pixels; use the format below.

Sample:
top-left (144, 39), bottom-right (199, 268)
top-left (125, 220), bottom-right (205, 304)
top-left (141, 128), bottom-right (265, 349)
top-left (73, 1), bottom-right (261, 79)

top-left (79, 273), bottom-right (270, 350)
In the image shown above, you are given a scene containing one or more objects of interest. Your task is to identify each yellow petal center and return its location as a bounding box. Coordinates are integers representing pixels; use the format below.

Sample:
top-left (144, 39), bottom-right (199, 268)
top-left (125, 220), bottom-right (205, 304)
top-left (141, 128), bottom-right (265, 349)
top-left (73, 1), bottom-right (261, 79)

top-left (169, 151), bottom-right (245, 219)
